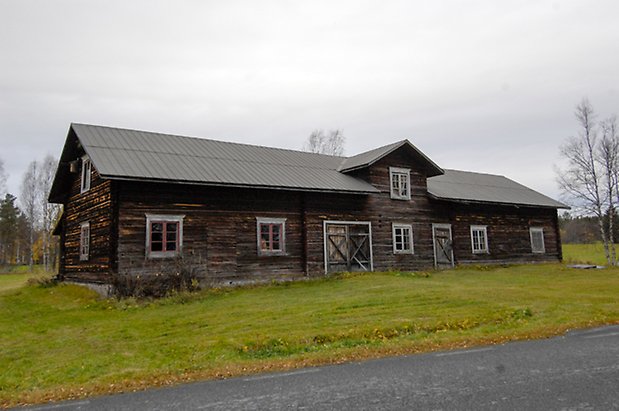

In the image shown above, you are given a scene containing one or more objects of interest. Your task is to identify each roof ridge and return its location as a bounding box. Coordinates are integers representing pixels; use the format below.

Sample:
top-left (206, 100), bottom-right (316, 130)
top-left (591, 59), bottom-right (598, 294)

top-left (72, 123), bottom-right (347, 160)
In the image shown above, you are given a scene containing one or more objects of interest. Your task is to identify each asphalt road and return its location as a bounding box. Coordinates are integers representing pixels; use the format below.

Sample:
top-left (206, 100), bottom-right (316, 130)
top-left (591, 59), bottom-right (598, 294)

top-left (24, 325), bottom-right (619, 411)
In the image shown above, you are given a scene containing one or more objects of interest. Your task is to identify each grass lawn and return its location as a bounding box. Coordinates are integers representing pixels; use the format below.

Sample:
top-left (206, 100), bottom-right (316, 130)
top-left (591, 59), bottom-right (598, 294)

top-left (1, 262), bottom-right (618, 407)
top-left (563, 242), bottom-right (611, 265)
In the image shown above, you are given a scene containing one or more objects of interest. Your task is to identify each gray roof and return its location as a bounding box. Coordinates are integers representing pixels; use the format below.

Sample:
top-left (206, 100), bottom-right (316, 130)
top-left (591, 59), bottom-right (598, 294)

top-left (339, 140), bottom-right (444, 176)
top-left (428, 169), bottom-right (568, 209)
top-left (49, 123), bottom-right (566, 210)
top-left (71, 123), bottom-right (379, 194)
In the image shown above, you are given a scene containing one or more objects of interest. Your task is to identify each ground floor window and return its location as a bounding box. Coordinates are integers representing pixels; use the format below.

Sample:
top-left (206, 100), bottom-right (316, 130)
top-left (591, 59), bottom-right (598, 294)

top-left (470, 225), bottom-right (488, 254)
top-left (256, 217), bottom-right (286, 255)
top-left (79, 221), bottom-right (90, 261)
top-left (530, 227), bottom-right (545, 253)
top-left (392, 223), bottom-right (413, 254)
top-left (145, 214), bottom-right (184, 258)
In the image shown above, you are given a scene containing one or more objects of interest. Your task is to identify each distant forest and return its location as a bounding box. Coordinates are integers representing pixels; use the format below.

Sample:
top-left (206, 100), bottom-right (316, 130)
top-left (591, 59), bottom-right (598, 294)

top-left (559, 212), bottom-right (616, 244)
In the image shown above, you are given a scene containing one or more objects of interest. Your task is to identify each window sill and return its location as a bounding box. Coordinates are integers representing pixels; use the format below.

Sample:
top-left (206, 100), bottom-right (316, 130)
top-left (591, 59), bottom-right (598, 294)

top-left (258, 251), bottom-right (287, 257)
top-left (147, 252), bottom-right (180, 259)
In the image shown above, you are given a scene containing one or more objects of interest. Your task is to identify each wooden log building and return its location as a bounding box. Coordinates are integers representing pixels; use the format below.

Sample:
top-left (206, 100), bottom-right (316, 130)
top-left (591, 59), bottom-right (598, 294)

top-left (49, 124), bottom-right (568, 286)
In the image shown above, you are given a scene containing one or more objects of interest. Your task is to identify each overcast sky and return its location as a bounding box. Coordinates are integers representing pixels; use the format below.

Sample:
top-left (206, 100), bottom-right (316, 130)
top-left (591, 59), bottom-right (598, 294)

top-left (1, 0), bottom-right (618, 203)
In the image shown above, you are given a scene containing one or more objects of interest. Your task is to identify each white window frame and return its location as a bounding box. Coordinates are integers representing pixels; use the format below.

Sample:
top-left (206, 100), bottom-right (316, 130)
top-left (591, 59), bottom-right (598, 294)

top-left (145, 214), bottom-right (185, 259)
top-left (389, 167), bottom-right (411, 200)
top-left (392, 223), bottom-right (414, 254)
top-left (79, 221), bottom-right (90, 261)
top-left (530, 227), bottom-right (545, 254)
top-left (80, 155), bottom-right (92, 194)
top-left (256, 217), bottom-right (287, 256)
top-left (470, 225), bottom-right (489, 254)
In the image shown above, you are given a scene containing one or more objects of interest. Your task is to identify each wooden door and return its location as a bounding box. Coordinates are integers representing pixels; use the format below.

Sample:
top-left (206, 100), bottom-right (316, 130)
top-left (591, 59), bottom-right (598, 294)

top-left (433, 224), bottom-right (454, 268)
top-left (325, 223), bottom-right (372, 273)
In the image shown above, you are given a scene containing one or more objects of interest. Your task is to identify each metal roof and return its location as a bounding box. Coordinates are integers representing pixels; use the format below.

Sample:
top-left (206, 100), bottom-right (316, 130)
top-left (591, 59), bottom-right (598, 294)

top-left (338, 140), bottom-right (444, 176)
top-left (71, 123), bottom-right (379, 194)
top-left (49, 123), bottom-right (566, 210)
top-left (427, 169), bottom-right (569, 209)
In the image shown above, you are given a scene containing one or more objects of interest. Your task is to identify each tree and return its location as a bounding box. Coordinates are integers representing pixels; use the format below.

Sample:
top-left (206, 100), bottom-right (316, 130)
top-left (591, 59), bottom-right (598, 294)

top-left (302, 129), bottom-right (345, 156)
top-left (0, 159), bottom-right (7, 198)
top-left (556, 99), bottom-right (619, 265)
top-left (20, 160), bottom-right (40, 270)
top-left (0, 194), bottom-right (20, 265)
top-left (38, 155), bottom-right (60, 271)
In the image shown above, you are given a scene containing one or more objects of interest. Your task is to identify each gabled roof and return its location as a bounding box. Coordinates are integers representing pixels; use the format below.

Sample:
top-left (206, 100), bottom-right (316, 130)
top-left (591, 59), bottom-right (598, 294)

top-left (49, 123), bottom-right (380, 202)
top-left (338, 140), bottom-right (444, 177)
top-left (427, 169), bottom-right (569, 209)
top-left (49, 123), bottom-right (566, 210)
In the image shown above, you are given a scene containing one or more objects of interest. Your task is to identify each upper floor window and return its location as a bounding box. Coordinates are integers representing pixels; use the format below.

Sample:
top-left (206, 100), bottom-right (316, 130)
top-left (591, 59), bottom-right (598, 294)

top-left (257, 217), bottom-right (286, 255)
top-left (79, 221), bottom-right (90, 261)
top-left (470, 225), bottom-right (489, 254)
top-left (392, 223), bottom-right (414, 254)
top-left (145, 214), bottom-right (184, 258)
top-left (389, 167), bottom-right (411, 200)
top-left (530, 227), bottom-right (545, 254)
top-left (80, 155), bottom-right (92, 193)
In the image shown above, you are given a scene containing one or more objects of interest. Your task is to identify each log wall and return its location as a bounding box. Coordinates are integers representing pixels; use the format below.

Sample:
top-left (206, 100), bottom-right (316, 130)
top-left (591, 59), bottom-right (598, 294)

top-left (116, 182), bottom-right (310, 284)
top-left (60, 165), bottom-right (114, 283)
top-left (448, 202), bottom-right (562, 264)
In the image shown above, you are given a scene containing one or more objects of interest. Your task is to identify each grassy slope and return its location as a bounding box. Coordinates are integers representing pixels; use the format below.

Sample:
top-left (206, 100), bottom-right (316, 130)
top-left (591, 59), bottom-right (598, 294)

top-left (1, 261), bottom-right (618, 407)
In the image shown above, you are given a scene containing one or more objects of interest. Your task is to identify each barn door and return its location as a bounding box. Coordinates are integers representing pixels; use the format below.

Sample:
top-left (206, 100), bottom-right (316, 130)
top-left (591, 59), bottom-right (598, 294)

top-left (325, 222), bottom-right (372, 273)
top-left (433, 224), bottom-right (454, 268)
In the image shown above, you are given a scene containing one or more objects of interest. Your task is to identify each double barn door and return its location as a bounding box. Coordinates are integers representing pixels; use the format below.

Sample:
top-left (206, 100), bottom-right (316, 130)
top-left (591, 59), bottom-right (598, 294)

top-left (324, 222), bottom-right (372, 274)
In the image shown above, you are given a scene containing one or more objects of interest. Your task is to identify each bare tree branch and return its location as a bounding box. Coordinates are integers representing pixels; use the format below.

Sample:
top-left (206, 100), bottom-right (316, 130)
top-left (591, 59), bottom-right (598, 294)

top-left (302, 129), bottom-right (345, 156)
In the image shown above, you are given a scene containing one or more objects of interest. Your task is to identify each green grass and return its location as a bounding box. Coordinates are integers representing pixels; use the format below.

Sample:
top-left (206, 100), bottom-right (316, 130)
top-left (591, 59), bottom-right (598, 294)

top-left (1, 263), bottom-right (618, 407)
top-left (563, 242), bottom-right (611, 265)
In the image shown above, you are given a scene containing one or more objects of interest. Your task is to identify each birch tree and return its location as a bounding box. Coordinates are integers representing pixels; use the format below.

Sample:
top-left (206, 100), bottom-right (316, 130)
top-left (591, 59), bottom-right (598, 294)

top-left (302, 129), bottom-right (345, 156)
top-left (0, 159), bottom-right (7, 198)
top-left (20, 160), bottom-right (40, 270)
top-left (557, 99), bottom-right (619, 265)
top-left (38, 155), bottom-right (60, 271)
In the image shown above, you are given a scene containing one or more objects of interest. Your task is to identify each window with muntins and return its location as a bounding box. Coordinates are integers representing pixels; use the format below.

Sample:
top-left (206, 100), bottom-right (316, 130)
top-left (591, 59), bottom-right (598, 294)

top-left (470, 225), bottom-right (489, 254)
top-left (145, 214), bottom-right (184, 258)
top-left (530, 227), bottom-right (545, 253)
top-left (257, 218), bottom-right (286, 255)
top-left (389, 167), bottom-right (411, 200)
top-left (80, 156), bottom-right (91, 193)
top-left (392, 223), bottom-right (414, 254)
top-left (79, 222), bottom-right (90, 261)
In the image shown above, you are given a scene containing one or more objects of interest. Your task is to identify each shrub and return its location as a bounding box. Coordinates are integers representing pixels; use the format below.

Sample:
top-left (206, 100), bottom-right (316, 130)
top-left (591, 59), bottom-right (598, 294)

top-left (110, 258), bottom-right (200, 299)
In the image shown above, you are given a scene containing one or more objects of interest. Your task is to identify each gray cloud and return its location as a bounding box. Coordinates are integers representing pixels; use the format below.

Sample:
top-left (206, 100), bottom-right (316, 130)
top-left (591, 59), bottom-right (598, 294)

top-left (1, 0), bottom-right (618, 201)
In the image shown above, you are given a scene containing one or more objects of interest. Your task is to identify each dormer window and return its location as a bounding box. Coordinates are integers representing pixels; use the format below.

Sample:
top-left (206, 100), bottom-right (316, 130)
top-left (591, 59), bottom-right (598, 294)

top-left (80, 155), bottom-right (91, 193)
top-left (389, 167), bottom-right (411, 200)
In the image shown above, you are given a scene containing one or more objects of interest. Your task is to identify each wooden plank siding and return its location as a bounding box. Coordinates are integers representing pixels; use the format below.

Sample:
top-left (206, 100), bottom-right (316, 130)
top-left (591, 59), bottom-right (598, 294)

top-left (352, 149), bottom-right (451, 271)
top-left (116, 182), bottom-right (309, 284)
top-left (60, 165), bottom-right (114, 283)
top-left (447, 203), bottom-right (562, 265)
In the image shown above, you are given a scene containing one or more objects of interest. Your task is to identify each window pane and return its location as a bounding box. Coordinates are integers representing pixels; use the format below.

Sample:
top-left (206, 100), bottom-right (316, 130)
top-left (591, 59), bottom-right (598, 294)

top-left (151, 241), bottom-right (163, 252)
top-left (166, 241), bottom-right (176, 251)
top-left (151, 232), bottom-right (163, 242)
top-left (402, 228), bottom-right (410, 250)
top-left (166, 222), bottom-right (177, 232)
top-left (152, 222), bottom-right (163, 232)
